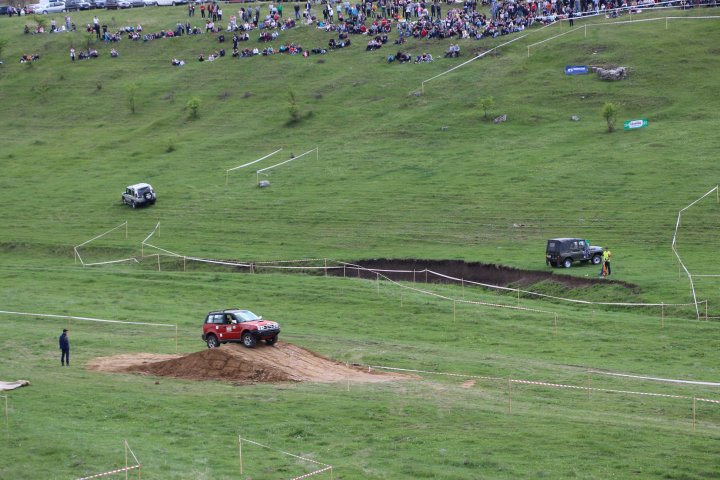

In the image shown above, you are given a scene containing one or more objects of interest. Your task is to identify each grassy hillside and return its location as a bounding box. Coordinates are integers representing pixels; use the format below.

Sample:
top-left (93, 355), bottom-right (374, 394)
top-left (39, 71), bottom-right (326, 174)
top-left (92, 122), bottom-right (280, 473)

top-left (1, 5), bottom-right (720, 479)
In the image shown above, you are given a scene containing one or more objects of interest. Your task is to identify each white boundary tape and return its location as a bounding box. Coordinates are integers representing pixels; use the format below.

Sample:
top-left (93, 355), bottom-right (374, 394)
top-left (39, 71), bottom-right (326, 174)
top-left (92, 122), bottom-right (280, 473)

top-left (290, 466), bottom-right (333, 480)
top-left (421, 32), bottom-right (529, 91)
top-left (76, 464), bottom-right (140, 480)
top-left (75, 222), bottom-right (137, 267)
top-left (369, 365), bottom-right (720, 404)
top-left (240, 437), bottom-right (332, 479)
top-left (256, 147), bottom-right (319, 183)
top-left (227, 148), bottom-right (282, 172)
top-left (415, 267), bottom-right (697, 308)
top-left (589, 370), bottom-right (720, 387)
top-left (87, 228), bottom-right (703, 315)
top-left (76, 440), bottom-right (141, 480)
top-left (0, 309), bottom-right (175, 328)
top-left (672, 185), bottom-right (719, 318)
top-left (364, 265), bottom-right (557, 315)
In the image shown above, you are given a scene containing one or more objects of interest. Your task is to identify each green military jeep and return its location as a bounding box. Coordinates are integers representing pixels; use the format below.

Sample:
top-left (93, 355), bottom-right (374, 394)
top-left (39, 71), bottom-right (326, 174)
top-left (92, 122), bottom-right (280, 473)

top-left (546, 238), bottom-right (603, 268)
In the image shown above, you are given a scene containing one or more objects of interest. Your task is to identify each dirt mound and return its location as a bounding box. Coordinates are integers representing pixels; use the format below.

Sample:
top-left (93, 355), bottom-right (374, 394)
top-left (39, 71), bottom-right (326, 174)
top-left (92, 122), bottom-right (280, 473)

top-left (87, 342), bottom-right (409, 384)
top-left (336, 259), bottom-right (638, 290)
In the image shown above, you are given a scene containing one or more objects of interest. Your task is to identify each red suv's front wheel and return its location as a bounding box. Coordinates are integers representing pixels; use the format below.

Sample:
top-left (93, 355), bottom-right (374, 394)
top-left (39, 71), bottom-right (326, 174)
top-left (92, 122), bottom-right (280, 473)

top-left (242, 332), bottom-right (257, 348)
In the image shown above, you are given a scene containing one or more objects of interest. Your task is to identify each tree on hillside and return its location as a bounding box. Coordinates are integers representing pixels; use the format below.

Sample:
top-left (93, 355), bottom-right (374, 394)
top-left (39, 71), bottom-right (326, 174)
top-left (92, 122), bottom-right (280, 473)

top-left (602, 102), bottom-right (618, 133)
top-left (479, 96), bottom-right (495, 120)
top-left (127, 85), bottom-right (137, 114)
top-left (187, 97), bottom-right (201, 119)
top-left (287, 90), bottom-right (300, 124)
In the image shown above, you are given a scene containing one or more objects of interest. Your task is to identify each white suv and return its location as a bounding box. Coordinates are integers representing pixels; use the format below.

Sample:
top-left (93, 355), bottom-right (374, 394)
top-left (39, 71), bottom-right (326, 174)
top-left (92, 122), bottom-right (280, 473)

top-left (121, 183), bottom-right (157, 208)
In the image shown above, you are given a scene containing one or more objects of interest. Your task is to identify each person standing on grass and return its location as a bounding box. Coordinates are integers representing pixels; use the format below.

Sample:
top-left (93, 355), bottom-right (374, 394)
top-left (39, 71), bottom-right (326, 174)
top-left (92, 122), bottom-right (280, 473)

top-left (604, 247), bottom-right (612, 276)
top-left (59, 329), bottom-right (70, 366)
top-left (600, 247), bottom-right (611, 277)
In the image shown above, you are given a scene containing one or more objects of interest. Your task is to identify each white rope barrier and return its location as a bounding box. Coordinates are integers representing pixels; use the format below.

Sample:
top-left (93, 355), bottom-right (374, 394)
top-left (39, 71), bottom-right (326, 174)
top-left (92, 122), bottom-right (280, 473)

top-left (75, 222), bottom-right (127, 249)
top-left (239, 436), bottom-right (332, 479)
top-left (142, 242), bottom-right (182, 258)
top-left (0, 310), bottom-right (176, 328)
top-left (227, 148), bottom-right (282, 172)
top-left (369, 365), bottom-right (720, 404)
top-left (142, 222), bottom-right (160, 245)
top-left (340, 262), bottom-right (557, 315)
top-left (75, 222), bottom-right (129, 266)
top-left (78, 238), bottom-right (703, 315)
top-left (421, 268), bottom-right (699, 308)
top-left (671, 185), bottom-right (718, 318)
top-left (526, 25), bottom-right (584, 50)
top-left (588, 370), bottom-right (720, 387)
top-left (76, 464), bottom-right (140, 480)
top-left (289, 466), bottom-right (333, 480)
top-left (80, 257), bottom-right (139, 267)
top-left (587, 15), bottom-right (665, 26)
top-left (183, 256), bottom-right (252, 267)
top-left (256, 147), bottom-right (318, 180)
top-left (76, 440), bottom-right (141, 480)
top-left (421, 33), bottom-right (529, 92)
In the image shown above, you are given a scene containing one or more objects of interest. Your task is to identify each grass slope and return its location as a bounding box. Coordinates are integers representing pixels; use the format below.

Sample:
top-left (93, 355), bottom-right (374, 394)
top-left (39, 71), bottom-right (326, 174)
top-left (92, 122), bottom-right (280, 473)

top-left (0, 6), bottom-right (719, 479)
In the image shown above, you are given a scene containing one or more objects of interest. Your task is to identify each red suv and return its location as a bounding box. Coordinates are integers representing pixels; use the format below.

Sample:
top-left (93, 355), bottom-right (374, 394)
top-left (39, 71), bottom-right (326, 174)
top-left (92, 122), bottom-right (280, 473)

top-left (202, 309), bottom-right (280, 349)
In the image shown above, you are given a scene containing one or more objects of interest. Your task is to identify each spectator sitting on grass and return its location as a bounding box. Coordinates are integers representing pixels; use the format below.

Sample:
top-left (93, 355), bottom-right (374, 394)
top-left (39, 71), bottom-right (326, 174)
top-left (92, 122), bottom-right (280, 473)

top-left (414, 52), bottom-right (433, 63)
top-left (366, 38), bottom-right (382, 50)
top-left (19, 53), bottom-right (40, 63)
top-left (444, 43), bottom-right (460, 57)
top-left (395, 51), bottom-right (411, 63)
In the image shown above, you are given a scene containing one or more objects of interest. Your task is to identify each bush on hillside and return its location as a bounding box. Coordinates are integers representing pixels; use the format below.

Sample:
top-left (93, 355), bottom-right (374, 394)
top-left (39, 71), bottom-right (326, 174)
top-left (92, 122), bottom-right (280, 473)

top-left (602, 102), bottom-right (618, 132)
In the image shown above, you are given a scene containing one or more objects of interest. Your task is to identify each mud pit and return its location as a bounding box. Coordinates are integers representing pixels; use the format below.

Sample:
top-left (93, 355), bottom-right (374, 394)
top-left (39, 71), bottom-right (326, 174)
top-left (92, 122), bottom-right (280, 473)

top-left (334, 259), bottom-right (637, 290)
top-left (87, 342), bottom-right (408, 384)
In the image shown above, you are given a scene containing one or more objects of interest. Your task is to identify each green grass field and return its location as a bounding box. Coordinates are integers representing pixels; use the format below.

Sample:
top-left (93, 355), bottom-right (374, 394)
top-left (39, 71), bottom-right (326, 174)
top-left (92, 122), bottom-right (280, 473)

top-left (1, 4), bottom-right (720, 479)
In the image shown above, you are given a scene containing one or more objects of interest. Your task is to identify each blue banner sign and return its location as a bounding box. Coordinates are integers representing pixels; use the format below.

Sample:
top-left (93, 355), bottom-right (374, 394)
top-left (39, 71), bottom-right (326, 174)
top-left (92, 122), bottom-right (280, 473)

top-left (565, 66), bottom-right (589, 75)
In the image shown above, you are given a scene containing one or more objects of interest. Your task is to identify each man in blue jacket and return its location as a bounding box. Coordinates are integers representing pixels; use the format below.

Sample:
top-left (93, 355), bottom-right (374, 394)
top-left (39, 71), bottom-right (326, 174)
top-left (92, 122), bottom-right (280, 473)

top-left (59, 329), bottom-right (70, 366)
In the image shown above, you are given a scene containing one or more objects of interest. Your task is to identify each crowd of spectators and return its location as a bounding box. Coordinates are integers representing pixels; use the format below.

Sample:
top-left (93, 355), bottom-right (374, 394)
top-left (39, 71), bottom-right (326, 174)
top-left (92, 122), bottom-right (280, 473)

top-left (15, 0), bottom-right (702, 69)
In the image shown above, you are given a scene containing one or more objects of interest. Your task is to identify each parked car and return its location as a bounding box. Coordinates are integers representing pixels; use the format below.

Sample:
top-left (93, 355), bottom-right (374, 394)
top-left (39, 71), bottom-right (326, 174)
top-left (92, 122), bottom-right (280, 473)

top-left (38, 1), bottom-right (66, 13)
top-left (202, 309), bottom-right (280, 348)
top-left (89, 0), bottom-right (105, 7)
top-left (66, 0), bottom-right (91, 10)
top-left (121, 183), bottom-right (156, 208)
top-left (546, 238), bottom-right (603, 268)
top-left (128, 0), bottom-right (144, 6)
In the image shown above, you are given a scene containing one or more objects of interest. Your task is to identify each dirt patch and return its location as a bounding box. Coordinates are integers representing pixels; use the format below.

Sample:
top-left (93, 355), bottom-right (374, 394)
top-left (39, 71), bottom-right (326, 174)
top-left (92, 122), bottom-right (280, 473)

top-left (333, 259), bottom-right (637, 290)
top-left (87, 342), bottom-right (410, 385)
